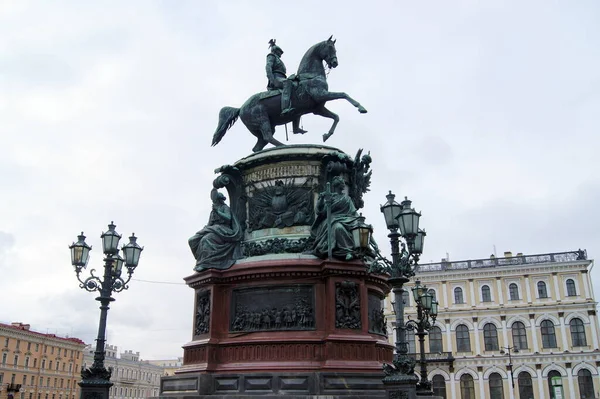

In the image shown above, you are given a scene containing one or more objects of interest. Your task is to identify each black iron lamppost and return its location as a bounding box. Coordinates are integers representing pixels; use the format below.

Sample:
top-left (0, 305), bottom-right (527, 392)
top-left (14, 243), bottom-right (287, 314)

top-left (406, 280), bottom-right (439, 396)
top-left (69, 222), bottom-right (143, 399)
top-left (500, 345), bottom-right (519, 390)
top-left (379, 191), bottom-right (425, 377)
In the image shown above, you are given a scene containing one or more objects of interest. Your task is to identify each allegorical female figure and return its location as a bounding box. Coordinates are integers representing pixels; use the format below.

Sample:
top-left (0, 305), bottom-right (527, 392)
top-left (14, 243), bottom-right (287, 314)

top-left (188, 188), bottom-right (242, 271)
top-left (310, 176), bottom-right (360, 260)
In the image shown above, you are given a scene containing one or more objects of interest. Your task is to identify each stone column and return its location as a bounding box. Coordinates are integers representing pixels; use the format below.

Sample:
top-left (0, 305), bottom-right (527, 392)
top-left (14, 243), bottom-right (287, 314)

top-left (530, 314), bottom-right (539, 352)
top-left (469, 279), bottom-right (476, 306)
top-left (524, 275), bottom-right (532, 303)
top-left (477, 367), bottom-right (485, 399)
top-left (496, 277), bottom-right (504, 305)
top-left (445, 319), bottom-right (453, 352)
top-left (565, 363), bottom-right (576, 399)
top-left (536, 365), bottom-right (545, 399)
top-left (558, 312), bottom-right (569, 350)
top-left (507, 377), bottom-right (515, 399)
top-left (588, 310), bottom-right (599, 349)
top-left (449, 369), bottom-right (456, 399)
top-left (472, 317), bottom-right (481, 355)
top-left (552, 272), bottom-right (562, 301)
top-left (441, 281), bottom-right (448, 309)
top-left (501, 316), bottom-right (509, 347)
top-left (582, 270), bottom-right (591, 299)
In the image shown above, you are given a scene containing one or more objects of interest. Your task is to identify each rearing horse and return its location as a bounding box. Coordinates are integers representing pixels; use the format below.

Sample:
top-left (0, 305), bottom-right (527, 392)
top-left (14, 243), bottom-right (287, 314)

top-left (212, 36), bottom-right (368, 152)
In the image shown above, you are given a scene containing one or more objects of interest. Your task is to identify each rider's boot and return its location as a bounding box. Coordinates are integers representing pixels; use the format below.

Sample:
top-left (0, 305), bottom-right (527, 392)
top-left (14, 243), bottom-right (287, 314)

top-left (281, 80), bottom-right (295, 116)
top-left (293, 118), bottom-right (307, 134)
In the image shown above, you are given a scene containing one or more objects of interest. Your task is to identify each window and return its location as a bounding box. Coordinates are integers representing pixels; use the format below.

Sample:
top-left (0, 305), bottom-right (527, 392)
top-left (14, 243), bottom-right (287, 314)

top-left (33, 358), bottom-right (37, 368)
top-left (509, 283), bottom-right (519, 300)
top-left (25, 356), bottom-right (29, 369)
top-left (483, 323), bottom-right (499, 351)
top-left (518, 372), bottom-right (534, 399)
top-left (49, 361), bottom-right (53, 369)
top-left (427, 288), bottom-right (436, 300)
top-left (578, 369), bottom-right (594, 398)
top-left (31, 376), bottom-right (35, 385)
top-left (16, 340), bottom-right (20, 350)
top-left (456, 324), bottom-right (471, 352)
top-left (4, 338), bottom-right (8, 347)
top-left (22, 375), bottom-right (26, 385)
top-left (481, 285), bottom-right (492, 302)
top-left (537, 281), bottom-right (548, 298)
top-left (2, 353), bottom-right (7, 366)
top-left (541, 320), bottom-right (557, 348)
top-left (13, 355), bottom-right (19, 367)
top-left (570, 318), bottom-right (587, 347)
top-left (56, 361), bottom-right (60, 371)
top-left (406, 328), bottom-right (416, 353)
top-left (40, 377), bottom-right (43, 387)
top-left (27, 342), bottom-right (31, 351)
top-left (50, 347), bottom-right (54, 355)
top-left (454, 287), bottom-right (464, 304)
top-left (35, 343), bottom-right (39, 351)
top-left (432, 375), bottom-right (447, 398)
top-left (511, 321), bottom-right (528, 350)
top-left (566, 279), bottom-right (577, 296)
top-left (460, 374), bottom-right (476, 399)
top-left (548, 370), bottom-right (562, 399)
top-left (0, 372), bottom-right (3, 384)
top-left (489, 372), bottom-right (504, 399)
top-left (429, 326), bottom-right (443, 353)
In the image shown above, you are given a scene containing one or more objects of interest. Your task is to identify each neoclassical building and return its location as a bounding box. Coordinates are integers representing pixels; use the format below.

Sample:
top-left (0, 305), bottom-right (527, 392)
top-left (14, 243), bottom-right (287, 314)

top-left (82, 345), bottom-right (163, 399)
top-left (387, 249), bottom-right (599, 399)
top-left (0, 322), bottom-right (86, 399)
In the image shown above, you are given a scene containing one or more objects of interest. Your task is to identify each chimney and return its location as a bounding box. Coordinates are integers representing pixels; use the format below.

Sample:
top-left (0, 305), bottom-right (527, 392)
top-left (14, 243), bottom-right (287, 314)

top-left (504, 251), bottom-right (512, 258)
top-left (516, 252), bottom-right (523, 257)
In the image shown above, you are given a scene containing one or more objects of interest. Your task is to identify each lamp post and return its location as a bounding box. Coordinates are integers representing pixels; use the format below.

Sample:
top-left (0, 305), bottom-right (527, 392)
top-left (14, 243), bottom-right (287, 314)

top-left (379, 191), bottom-right (425, 378)
top-left (500, 345), bottom-right (519, 390)
top-left (69, 222), bottom-right (143, 399)
top-left (405, 280), bottom-right (438, 396)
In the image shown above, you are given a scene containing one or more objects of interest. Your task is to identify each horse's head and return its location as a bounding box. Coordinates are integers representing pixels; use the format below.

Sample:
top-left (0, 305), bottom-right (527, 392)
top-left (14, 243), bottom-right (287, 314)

top-left (321, 35), bottom-right (338, 69)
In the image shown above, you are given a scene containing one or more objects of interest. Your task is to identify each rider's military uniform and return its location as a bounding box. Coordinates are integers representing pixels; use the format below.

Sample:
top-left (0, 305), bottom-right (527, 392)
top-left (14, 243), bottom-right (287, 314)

top-left (266, 42), bottom-right (294, 116)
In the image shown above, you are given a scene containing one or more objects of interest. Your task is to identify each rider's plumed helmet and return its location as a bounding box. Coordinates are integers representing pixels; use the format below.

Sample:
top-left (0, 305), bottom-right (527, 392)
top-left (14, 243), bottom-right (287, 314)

top-left (268, 39), bottom-right (284, 56)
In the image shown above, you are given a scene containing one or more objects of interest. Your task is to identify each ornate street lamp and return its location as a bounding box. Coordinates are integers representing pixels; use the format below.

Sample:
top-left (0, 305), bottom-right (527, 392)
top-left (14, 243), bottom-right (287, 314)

top-left (379, 191), bottom-right (426, 396)
top-left (407, 280), bottom-right (438, 396)
top-left (351, 213), bottom-right (373, 251)
top-left (69, 222), bottom-right (143, 399)
top-left (500, 345), bottom-right (519, 390)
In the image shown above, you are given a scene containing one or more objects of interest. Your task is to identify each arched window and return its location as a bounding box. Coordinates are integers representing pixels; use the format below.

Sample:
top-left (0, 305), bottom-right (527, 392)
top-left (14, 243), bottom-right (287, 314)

top-left (577, 369), bottom-right (595, 398)
top-left (509, 283), bottom-right (519, 300)
top-left (566, 279), bottom-right (577, 296)
top-left (454, 287), bottom-right (464, 304)
top-left (406, 328), bottom-right (416, 353)
top-left (537, 281), bottom-right (548, 298)
top-left (429, 326), bottom-right (443, 353)
top-left (460, 374), bottom-right (476, 399)
top-left (428, 288), bottom-right (436, 300)
top-left (518, 371), bottom-right (534, 399)
top-left (511, 321), bottom-right (528, 350)
top-left (489, 372), bottom-right (505, 399)
top-left (483, 323), bottom-right (499, 351)
top-left (570, 318), bottom-right (587, 347)
top-left (482, 285), bottom-right (492, 302)
top-left (548, 370), bottom-right (563, 399)
top-left (541, 320), bottom-right (557, 348)
top-left (432, 374), bottom-right (447, 398)
top-left (456, 324), bottom-right (471, 352)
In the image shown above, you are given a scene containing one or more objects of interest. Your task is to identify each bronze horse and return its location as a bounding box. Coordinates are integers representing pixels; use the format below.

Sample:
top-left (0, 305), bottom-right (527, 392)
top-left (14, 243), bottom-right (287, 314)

top-left (212, 37), bottom-right (368, 152)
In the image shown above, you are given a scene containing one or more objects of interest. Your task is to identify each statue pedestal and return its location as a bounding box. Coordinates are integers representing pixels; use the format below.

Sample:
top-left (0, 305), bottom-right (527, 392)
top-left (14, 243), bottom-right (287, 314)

top-left (161, 145), bottom-right (395, 398)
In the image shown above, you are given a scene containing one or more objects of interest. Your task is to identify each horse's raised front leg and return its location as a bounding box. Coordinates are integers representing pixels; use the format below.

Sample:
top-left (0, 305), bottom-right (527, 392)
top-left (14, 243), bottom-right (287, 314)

top-left (314, 91), bottom-right (368, 114)
top-left (312, 105), bottom-right (339, 142)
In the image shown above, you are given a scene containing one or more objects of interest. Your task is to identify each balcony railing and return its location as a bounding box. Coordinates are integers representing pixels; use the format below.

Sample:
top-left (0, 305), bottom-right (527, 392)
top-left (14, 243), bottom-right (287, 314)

top-left (415, 250), bottom-right (587, 273)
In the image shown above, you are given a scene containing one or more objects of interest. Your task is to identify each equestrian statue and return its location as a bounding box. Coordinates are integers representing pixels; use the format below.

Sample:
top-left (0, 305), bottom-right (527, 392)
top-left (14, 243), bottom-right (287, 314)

top-left (211, 36), bottom-right (368, 153)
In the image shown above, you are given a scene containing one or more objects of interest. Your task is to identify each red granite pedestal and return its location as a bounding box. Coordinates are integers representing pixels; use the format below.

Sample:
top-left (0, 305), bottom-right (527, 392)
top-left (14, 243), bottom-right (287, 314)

top-left (161, 256), bottom-right (393, 398)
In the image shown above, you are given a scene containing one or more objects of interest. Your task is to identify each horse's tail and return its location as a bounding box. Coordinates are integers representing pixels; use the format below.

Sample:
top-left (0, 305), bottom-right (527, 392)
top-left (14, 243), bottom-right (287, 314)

top-left (212, 106), bottom-right (240, 146)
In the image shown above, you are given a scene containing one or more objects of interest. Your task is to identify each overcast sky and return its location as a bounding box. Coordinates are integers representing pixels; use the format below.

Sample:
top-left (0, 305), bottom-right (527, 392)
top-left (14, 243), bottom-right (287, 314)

top-left (1, 1), bottom-right (599, 360)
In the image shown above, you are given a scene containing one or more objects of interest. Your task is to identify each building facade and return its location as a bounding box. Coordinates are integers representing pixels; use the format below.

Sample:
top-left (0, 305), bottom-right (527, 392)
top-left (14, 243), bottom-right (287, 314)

top-left (145, 358), bottom-right (182, 377)
top-left (0, 322), bottom-right (86, 399)
top-left (388, 249), bottom-right (600, 399)
top-left (83, 345), bottom-right (163, 399)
